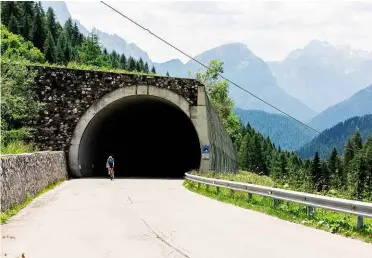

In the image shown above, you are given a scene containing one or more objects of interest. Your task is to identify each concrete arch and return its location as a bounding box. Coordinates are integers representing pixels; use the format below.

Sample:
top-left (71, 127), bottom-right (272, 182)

top-left (69, 85), bottom-right (201, 177)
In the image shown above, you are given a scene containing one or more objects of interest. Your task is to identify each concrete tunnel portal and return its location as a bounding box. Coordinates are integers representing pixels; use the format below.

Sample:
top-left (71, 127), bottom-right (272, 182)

top-left (71, 87), bottom-right (201, 178)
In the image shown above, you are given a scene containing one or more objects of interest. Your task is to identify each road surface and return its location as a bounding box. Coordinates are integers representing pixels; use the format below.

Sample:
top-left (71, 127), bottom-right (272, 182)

top-left (2, 178), bottom-right (372, 258)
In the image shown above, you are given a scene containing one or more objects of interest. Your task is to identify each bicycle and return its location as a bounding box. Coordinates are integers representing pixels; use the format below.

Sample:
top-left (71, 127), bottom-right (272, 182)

top-left (108, 167), bottom-right (114, 180)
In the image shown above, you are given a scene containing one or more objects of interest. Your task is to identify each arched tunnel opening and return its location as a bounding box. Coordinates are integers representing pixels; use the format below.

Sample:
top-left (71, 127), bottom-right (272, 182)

top-left (77, 95), bottom-right (201, 178)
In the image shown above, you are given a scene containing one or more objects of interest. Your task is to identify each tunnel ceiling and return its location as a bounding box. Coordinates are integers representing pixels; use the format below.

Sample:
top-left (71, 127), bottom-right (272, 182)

top-left (78, 95), bottom-right (201, 178)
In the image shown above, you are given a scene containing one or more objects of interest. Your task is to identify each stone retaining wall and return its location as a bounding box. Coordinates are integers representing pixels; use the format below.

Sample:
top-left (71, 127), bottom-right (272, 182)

top-left (205, 96), bottom-right (238, 172)
top-left (0, 151), bottom-right (68, 212)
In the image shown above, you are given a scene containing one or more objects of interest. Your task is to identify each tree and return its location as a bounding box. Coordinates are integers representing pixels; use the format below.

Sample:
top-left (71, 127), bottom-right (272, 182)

top-left (151, 66), bottom-right (156, 74)
top-left (321, 161), bottom-right (330, 191)
top-left (352, 130), bottom-right (363, 151)
top-left (1, 25), bottom-right (44, 63)
top-left (1, 2), bottom-right (20, 27)
top-left (166, 71), bottom-right (170, 77)
top-left (31, 2), bottom-right (46, 51)
top-left (44, 31), bottom-right (57, 63)
top-left (19, 1), bottom-right (35, 41)
top-left (195, 59), bottom-right (240, 143)
top-left (8, 14), bottom-right (19, 34)
top-left (311, 152), bottom-right (322, 191)
top-left (328, 147), bottom-right (342, 188)
top-left (103, 48), bottom-right (108, 55)
top-left (144, 62), bottom-right (149, 73)
top-left (344, 138), bottom-right (355, 167)
top-left (138, 58), bottom-right (145, 72)
top-left (56, 31), bottom-right (72, 64)
top-left (119, 54), bottom-right (127, 69)
top-left (127, 57), bottom-right (136, 71)
top-left (78, 33), bottom-right (102, 65)
top-left (46, 7), bottom-right (57, 41)
top-left (110, 51), bottom-right (119, 68)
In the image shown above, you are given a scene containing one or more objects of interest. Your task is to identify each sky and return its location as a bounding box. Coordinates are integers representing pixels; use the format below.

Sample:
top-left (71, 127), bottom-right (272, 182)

top-left (66, 0), bottom-right (372, 63)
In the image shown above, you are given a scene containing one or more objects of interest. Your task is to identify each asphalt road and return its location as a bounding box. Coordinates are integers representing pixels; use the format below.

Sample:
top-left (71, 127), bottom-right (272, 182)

top-left (2, 178), bottom-right (372, 258)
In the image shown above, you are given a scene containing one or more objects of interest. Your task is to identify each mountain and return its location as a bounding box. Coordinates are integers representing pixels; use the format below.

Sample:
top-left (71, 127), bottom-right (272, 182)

top-left (41, 1), bottom-right (152, 66)
top-left (236, 108), bottom-right (316, 150)
top-left (184, 43), bottom-right (316, 122)
top-left (269, 40), bottom-right (372, 112)
top-left (153, 59), bottom-right (188, 78)
top-left (308, 85), bottom-right (372, 131)
top-left (297, 114), bottom-right (372, 159)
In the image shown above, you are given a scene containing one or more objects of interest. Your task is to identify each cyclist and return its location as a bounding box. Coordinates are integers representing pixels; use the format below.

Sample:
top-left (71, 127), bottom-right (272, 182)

top-left (106, 155), bottom-right (115, 180)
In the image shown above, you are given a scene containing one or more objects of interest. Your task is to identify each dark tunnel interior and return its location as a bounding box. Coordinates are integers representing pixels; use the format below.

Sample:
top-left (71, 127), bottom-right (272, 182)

top-left (78, 95), bottom-right (201, 178)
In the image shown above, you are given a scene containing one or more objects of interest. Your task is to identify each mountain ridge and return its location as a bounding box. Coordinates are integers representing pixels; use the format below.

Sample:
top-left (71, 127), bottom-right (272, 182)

top-left (308, 85), bottom-right (372, 131)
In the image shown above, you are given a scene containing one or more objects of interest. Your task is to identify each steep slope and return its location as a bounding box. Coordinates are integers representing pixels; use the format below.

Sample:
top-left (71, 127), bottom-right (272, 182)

top-left (41, 1), bottom-right (152, 66)
top-left (297, 114), bottom-right (372, 159)
top-left (236, 108), bottom-right (316, 150)
top-left (269, 40), bottom-right (372, 112)
top-left (186, 43), bottom-right (316, 122)
top-left (309, 85), bottom-right (372, 131)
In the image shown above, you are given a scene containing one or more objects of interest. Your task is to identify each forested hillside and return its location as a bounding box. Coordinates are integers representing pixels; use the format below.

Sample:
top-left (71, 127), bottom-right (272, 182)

top-left (0, 1), bottom-right (157, 74)
top-left (297, 114), bottom-right (372, 159)
top-left (235, 108), bottom-right (316, 150)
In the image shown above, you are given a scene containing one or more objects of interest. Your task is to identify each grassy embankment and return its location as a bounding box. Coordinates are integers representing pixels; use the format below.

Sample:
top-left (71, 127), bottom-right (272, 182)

top-left (184, 171), bottom-right (372, 243)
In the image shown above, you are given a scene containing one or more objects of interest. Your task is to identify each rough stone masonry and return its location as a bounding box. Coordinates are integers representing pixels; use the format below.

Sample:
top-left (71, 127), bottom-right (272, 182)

top-left (0, 151), bottom-right (68, 212)
top-left (27, 66), bottom-right (237, 175)
top-left (30, 66), bottom-right (200, 153)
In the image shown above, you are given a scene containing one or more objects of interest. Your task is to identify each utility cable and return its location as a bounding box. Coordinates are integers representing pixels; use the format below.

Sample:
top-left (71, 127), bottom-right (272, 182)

top-left (100, 1), bottom-right (331, 139)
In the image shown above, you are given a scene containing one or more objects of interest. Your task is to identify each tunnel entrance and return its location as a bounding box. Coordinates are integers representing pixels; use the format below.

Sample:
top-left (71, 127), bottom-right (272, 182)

top-left (77, 95), bottom-right (201, 178)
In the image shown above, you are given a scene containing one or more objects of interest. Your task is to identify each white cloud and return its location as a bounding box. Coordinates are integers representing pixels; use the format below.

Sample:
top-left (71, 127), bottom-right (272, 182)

top-left (66, 1), bottom-right (372, 63)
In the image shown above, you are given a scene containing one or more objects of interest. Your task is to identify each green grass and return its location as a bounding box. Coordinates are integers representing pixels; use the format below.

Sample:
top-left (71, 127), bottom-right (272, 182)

top-left (1, 141), bottom-right (38, 155)
top-left (1, 179), bottom-right (65, 224)
top-left (184, 177), bottom-right (372, 243)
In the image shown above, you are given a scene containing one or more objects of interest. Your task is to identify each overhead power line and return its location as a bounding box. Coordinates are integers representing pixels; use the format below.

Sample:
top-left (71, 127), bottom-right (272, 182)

top-left (100, 1), bottom-right (330, 138)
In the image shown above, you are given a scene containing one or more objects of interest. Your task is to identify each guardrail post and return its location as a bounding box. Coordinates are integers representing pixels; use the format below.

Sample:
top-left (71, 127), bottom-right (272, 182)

top-left (248, 193), bottom-right (252, 201)
top-left (197, 182), bottom-right (200, 189)
top-left (357, 198), bottom-right (364, 229)
top-left (230, 189), bottom-right (234, 197)
top-left (206, 184), bottom-right (209, 192)
top-left (247, 182), bottom-right (252, 201)
top-left (307, 206), bottom-right (314, 219)
top-left (272, 186), bottom-right (279, 207)
top-left (216, 186), bottom-right (220, 195)
top-left (357, 216), bottom-right (364, 229)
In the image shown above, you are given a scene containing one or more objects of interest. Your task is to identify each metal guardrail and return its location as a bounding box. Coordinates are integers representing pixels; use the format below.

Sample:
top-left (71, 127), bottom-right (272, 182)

top-left (185, 173), bottom-right (372, 229)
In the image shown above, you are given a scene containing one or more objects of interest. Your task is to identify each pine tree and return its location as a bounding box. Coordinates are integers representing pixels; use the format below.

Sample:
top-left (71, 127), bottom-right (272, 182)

top-left (8, 14), bottom-right (20, 34)
top-left (64, 18), bottom-right (74, 42)
top-left (138, 58), bottom-right (145, 72)
top-left (110, 51), bottom-right (119, 68)
top-left (46, 7), bottom-right (57, 41)
top-left (328, 147), bottom-right (341, 188)
top-left (44, 31), bottom-right (57, 63)
top-left (31, 2), bottom-right (46, 51)
top-left (56, 31), bottom-right (68, 64)
top-left (20, 1), bottom-right (35, 40)
top-left (311, 152), bottom-right (322, 191)
top-left (127, 57), bottom-right (136, 71)
top-left (119, 54), bottom-right (127, 69)
top-left (151, 66), bottom-right (156, 74)
top-left (238, 134), bottom-right (249, 170)
top-left (344, 139), bottom-right (355, 167)
top-left (1, 1), bottom-right (20, 27)
top-left (144, 62), bottom-right (149, 73)
top-left (321, 161), bottom-right (330, 191)
top-left (72, 22), bottom-right (82, 46)
top-left (103, 48), bottom-right (108, 55)
top-left (166, 71), bottom-right (170, 77)
top-left (352, 130), bottom-right (363, 151)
